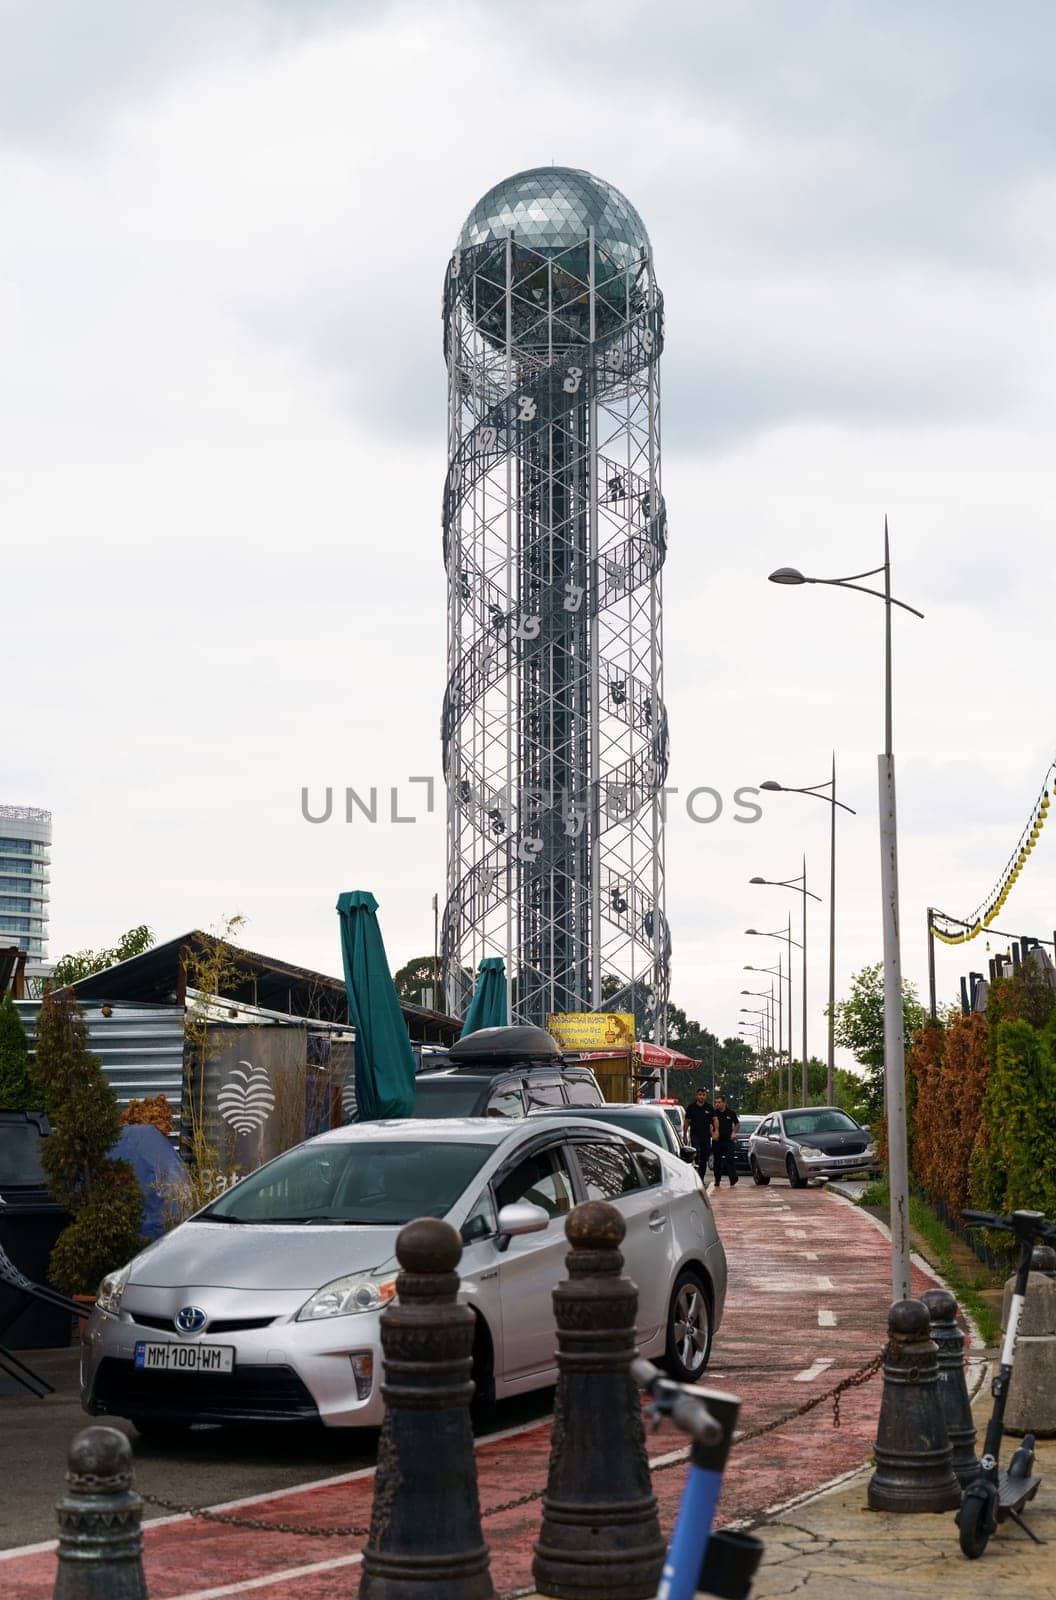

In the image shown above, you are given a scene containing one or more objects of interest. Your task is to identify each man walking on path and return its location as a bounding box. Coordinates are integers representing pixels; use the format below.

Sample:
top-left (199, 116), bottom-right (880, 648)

top-left (684, 1087), bottom-right (714, 1173)
top-left (712, 1093), bottom-right (740, 1187)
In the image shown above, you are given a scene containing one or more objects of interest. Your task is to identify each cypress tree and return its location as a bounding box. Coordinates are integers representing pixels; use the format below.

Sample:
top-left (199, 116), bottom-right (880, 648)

top-left (0, 993), bottom-right (43, 1110)
top-left (34, 990), bottom-right (143, 1294)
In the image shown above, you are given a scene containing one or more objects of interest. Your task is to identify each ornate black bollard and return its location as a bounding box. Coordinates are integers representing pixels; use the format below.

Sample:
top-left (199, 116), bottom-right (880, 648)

top-left (359, 1217), bottom-right (494, 1600)
top-left (53, 1426), bottom-right (147, 1600)
top-left (921, 1287), bottom-right (980, 1487)
top-left (868, 1299), bottom-right (961, 1513)
top-left (532, 1201), bottom-right (666, 1600)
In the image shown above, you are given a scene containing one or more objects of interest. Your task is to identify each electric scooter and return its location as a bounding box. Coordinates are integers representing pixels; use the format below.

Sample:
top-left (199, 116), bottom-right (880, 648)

top-left (956, 1207), bottom-right (1056, 1558)
top-left (633, 1357), bottom-right (763, 1599)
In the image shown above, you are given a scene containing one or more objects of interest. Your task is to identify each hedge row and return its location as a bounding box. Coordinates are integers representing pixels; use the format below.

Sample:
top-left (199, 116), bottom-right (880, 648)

top-left (906, 966), bottom-right (1056, 1244)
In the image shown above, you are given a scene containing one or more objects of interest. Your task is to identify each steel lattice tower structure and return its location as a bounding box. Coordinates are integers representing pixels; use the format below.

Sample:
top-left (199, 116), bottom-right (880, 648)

top-left (441, 167), bottom-right (670, 1037)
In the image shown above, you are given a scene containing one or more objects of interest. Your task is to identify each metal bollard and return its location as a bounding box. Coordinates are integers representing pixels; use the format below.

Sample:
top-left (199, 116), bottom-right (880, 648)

top-left (359, 1217), bottom-right (494, 1600)
top-left (53, 1426), bottom-right (147, 1600)
top-left (921, 1287), bottom-right (980, 1487)
top-left (1002, 1245), bottom-right (1056, 1438)
top-left (868, 1299), bottom-right (961, 1513)
top-left (532, 1201), bottom-right (665, 1600)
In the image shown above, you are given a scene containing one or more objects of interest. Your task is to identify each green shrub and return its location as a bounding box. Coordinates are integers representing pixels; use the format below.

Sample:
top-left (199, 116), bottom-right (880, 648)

top-left (971, 1013), bottom-right (1056, 1252)
top-left (33, 989), bottom-right (144, 1295)
top-left (0, 993), bottom-right (43, 1110)
top-left (48, 1162), bottom-right (144, 1296)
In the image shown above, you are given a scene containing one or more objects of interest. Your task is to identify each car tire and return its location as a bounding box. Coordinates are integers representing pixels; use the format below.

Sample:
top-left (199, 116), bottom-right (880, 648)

top-left (750, 1158), bottom-right (770, 1186)
top-left (469, 1314), bottom-right (497, 1429)
top-left (664, 1269), bottom-right (712, 1382)
top-left (786, 1155), bottom-right (808, 1189)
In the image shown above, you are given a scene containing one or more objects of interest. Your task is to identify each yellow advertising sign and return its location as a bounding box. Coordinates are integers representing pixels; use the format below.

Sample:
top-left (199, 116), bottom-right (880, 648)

top-left (546, 1012), bottom-right (636, 1049)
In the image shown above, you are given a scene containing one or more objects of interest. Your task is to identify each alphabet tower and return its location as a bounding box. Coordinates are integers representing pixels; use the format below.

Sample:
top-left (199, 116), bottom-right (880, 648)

top-left (441, 168), bottom-right (669, 1035)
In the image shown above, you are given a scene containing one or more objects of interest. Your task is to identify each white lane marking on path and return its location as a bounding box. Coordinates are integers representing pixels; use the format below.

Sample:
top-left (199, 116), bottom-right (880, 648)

top-left (166, 1554), bottom-right (364, 1600)
top-left (818, 1309), bottom-right (837, 1327)
top-left (793, 1358), bottom-right (836, 1383)
top-left (785, 1228), bottom-right (808, 1238)
top-left (803, 1251), bottom-right (819, 1260)
top-left (815, 1276), bottom-right (835, 1290)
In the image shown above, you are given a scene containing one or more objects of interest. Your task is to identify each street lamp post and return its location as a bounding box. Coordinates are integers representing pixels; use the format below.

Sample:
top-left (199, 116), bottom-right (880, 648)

top-left (747, 923), bottom-right (801, 1106)
top-left (745, 960), bottom-right (785, 1101)
top-left (769, 519), bottom-right (923, 1303)
top-left (760, 762), bottom-right (856, 1106)
top-left (750, 864), bottom-right (821, 1105)
top-left (741, 987), bottom-right (775, 1066)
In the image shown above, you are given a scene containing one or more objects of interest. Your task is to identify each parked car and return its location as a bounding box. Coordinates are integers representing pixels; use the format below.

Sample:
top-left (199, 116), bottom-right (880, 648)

top-left (651, 1100), bottom-right (687, 1141)
top-left (747, 1108), bottom-right (880, 1188)
top-left (412, 1024), bottom-right (604, 1118)
top-left (731, 1114), bottom-right (764, 1173)
top-left (528, 1102), bottom-right (697, 1163)
top-left (81, 1116), bottom-right (726, 1433)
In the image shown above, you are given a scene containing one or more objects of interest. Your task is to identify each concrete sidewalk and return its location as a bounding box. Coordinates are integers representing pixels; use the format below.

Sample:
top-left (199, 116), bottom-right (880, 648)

top-left (752, 1407), bottom-right (1055, 1598)
top-left (521, 1392), bottom-right (1056, 1600)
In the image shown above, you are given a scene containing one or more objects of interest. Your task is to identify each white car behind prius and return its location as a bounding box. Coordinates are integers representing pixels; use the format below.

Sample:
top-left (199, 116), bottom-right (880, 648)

top-left (81, 1117), bottom-right (727, 1433)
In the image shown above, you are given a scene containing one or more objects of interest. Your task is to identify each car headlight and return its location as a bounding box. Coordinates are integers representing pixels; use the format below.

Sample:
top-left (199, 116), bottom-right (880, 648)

top-left (864, 1142), bottom-right (879, 1158)
top-left (296, 1274), bottom-right (398, 1322)
top-left (96, 1264), bottom-right (131, 1318)
top-left (796, 1145), bottom-right (826, 1161)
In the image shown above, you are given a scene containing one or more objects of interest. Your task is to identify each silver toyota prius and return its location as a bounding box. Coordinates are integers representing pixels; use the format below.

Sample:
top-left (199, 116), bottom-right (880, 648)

top-left (81, 1117), bottom-right (726, 1434)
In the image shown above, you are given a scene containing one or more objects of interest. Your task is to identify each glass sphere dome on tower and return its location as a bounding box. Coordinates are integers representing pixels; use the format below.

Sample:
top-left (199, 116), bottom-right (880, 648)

top-left (456, 166), bottom-right (651, 350)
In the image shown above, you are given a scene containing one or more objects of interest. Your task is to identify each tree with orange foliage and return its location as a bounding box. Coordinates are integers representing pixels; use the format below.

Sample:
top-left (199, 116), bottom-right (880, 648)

top-left (119, 1094), bottom-right (173, 1137)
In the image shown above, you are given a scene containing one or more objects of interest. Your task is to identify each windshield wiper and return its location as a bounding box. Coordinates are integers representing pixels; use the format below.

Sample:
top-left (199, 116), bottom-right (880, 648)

top-left (196, 1213), bottom-right (245, 1224)
top-left (252, 1215), bottom-right (363, 1225)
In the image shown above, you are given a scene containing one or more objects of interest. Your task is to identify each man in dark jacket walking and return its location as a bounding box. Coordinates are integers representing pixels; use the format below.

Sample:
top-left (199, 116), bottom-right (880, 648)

top-left (711, 1094), bottom-right (741, 1187)
top-left (685, 1088), bottom-right (714, 1173)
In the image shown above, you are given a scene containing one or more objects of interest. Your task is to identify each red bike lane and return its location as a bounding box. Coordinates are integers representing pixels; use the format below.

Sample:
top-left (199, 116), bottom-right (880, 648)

top-left (1, 1186), bottom-right (955, 1599)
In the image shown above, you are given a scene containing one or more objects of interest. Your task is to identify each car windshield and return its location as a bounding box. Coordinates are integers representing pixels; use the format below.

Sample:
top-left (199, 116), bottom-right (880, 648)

top-left (203, 1141), bottom-right (494, 1225)
top-left (737, 1116), bottom-right (763, 1136)
top-left (411, 1078), bottom-right (485, 1118)
top-left (783, 1110), bottom-right (860, 1136)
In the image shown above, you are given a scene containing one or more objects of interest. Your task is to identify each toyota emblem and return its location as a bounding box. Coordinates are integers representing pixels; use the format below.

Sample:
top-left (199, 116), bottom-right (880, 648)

top-left (175, 1306), bottom-right (207, 1334)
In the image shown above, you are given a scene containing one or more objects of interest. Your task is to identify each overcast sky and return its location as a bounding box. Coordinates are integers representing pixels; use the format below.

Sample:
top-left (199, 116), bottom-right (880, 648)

top-left (5, 0), bottom-right (1055, 1058)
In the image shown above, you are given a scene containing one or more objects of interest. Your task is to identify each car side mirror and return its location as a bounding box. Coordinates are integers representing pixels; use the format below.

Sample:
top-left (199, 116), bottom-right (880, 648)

top-left (495, 1201), bottom-right (551, 1252)
top-left (680, 1143), bottom-right (697, 1164)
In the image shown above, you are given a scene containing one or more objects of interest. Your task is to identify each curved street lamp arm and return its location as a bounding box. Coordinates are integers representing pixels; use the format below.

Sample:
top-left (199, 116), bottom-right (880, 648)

top-left (814, 577), bottom-right (924, 619)
top-left (788, 782), bottom-right (857, 816)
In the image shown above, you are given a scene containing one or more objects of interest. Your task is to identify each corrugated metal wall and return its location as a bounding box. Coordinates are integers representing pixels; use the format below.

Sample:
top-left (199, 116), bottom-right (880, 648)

top-left (16, 1001), bottom-right (186, 1140)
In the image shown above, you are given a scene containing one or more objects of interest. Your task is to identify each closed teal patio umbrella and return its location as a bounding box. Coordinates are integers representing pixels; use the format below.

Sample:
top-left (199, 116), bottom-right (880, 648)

top-left (460, 956), bottom-right (508, 1038)
top-left (336, 890), bottom-right (416, 1120)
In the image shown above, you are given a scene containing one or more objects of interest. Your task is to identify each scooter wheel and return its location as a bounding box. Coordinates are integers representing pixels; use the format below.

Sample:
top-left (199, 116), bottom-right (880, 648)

top-left (957, 1491), bottom-right (991, 1560)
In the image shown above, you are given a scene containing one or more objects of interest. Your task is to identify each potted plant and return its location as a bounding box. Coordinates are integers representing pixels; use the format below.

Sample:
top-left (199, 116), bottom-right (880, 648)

top-left (33, 990), bottom-right (144, 1303)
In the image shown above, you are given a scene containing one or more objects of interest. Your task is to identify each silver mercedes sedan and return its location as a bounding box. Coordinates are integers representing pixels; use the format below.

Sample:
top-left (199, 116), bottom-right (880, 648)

top-left (81, 1117), bottom-right (726, 1434)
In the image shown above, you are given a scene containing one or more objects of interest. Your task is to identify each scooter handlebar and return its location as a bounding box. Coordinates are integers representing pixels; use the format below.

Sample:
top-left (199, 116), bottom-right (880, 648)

top-left (962, 1209), bottom-right (1056, 1243)
top-left (961, 1209), bottom-right (1011, 1231)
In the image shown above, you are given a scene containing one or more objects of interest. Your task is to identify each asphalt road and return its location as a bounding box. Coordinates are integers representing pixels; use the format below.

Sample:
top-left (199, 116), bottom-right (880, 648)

top-left (0, 1346), bottom-right (553, 1549)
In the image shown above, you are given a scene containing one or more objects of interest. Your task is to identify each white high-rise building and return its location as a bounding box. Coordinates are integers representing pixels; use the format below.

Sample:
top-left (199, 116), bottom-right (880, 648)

top-left (0, 805), bottom-right (51, 961)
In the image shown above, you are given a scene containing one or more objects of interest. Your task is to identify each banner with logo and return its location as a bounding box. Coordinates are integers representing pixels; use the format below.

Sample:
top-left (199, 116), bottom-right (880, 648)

top-left (546, 1012), bottom-right (636, 1050)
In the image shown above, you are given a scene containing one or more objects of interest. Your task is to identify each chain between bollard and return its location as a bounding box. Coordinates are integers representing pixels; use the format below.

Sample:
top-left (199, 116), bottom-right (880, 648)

top-left (649, 1345), bottom-right (888, 1472)
top-left (138, 1483), bottom-right (549, 1537)
top-left (139, 1491), bottom-right (372, 1538)
top-left (136, 1350), bottom-right (886, 1539)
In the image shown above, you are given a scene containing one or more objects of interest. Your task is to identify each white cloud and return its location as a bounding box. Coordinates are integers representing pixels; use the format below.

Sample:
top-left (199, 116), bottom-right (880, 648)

top-left (4, 1), bottom-right (1054, 1058)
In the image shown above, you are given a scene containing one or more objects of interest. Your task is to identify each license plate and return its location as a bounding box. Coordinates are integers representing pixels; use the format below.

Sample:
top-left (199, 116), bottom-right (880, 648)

top-left (134, 1341), bottom-right (235, 1374)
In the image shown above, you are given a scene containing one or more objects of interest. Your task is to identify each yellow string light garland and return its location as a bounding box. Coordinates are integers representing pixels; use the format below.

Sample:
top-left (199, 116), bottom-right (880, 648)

top-left (932, 761), bottom-right (1053, 945)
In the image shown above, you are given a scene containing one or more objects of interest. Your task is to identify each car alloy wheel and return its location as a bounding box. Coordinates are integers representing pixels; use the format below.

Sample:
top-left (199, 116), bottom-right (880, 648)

top-left (786, 1154), bottom-right (808, 1189)
top-left (664, 1269), bottom-right (712, 1381)
top-left (750, 1157), bottom-right (770, 1186)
